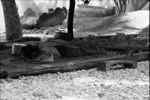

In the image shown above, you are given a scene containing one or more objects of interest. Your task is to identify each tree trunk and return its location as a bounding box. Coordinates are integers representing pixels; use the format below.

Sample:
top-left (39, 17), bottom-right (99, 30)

top-left (1, 0), bottom-right (22, 41)
top-left (67, 0), bottom-right (75, 40)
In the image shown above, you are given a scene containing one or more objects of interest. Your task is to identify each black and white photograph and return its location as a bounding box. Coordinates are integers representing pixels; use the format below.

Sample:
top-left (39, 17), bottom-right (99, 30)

top-left (0, 0), bottom-right (149, 100)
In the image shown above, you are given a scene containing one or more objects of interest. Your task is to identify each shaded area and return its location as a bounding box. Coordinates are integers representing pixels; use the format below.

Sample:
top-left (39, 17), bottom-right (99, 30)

top-left (20, 7), bottom-right (67, 29)
top-left (0, 34), bottom-right (149, 79)
top-left (37, 7), bottom-right (67, 28)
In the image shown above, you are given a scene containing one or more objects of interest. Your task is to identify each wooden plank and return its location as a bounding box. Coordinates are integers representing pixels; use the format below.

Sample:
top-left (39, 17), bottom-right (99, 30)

top-left (114, 51), bottom-right (149, 61)
top-left (2, 55), bottom-right (125, 78)
top-left (97, 60), bottom-right (137, 71)
top-left (0, 51), bottom-right (149, 78)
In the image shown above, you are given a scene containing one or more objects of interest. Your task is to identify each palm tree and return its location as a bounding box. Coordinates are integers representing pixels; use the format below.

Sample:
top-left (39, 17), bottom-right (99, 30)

top-left (1, 0), bottom-right (22, 41)
top-left (114, 0), bottom-right (127, 15)
top-left (114, 0), bottom-right (149, 15)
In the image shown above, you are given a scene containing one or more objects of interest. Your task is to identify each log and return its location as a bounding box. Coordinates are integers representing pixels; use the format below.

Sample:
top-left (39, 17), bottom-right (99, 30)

top-left (3, 55), bottom-right (126, 78)
top-left (0, 51), bottom-right (148, 78)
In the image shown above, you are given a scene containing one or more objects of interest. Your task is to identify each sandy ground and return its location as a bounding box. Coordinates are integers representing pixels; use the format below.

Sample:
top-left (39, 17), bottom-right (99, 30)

top-left (0, 61), bottom-right (149, 100)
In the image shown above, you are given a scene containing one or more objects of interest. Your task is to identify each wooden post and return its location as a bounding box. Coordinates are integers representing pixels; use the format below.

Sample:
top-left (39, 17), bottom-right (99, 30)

top-left (67, 0), bottom-right (75, 40)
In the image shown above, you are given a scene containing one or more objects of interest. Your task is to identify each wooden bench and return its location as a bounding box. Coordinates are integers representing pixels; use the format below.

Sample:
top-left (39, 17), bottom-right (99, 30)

top-left (97, 59), bottom-right (137, 71)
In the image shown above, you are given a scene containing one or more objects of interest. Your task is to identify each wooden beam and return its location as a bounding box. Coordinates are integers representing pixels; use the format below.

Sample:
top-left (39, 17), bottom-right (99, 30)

top-left (0, 51), bottom-right (148, 78)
